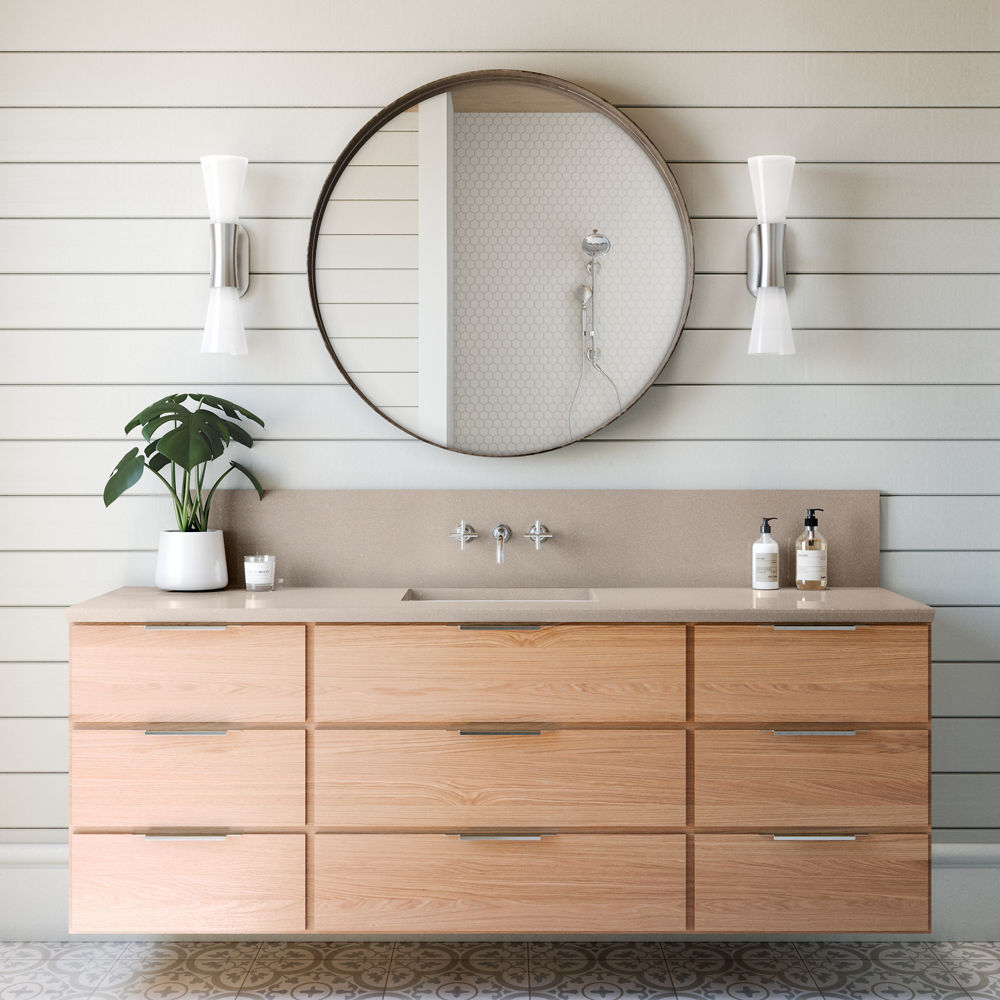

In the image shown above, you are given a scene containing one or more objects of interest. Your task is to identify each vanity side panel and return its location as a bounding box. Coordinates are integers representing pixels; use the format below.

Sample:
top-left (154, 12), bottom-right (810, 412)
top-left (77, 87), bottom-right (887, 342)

top-left (313, 833), bottom-right (686, 934)
top-left (313, 729), bottom-right (685, 828)
top-left (313, 623), bottom-right (686, 723)
top-left (693, 624), bottom-right (929, 722)
top-left (70, 624), bottom-right (305, 723)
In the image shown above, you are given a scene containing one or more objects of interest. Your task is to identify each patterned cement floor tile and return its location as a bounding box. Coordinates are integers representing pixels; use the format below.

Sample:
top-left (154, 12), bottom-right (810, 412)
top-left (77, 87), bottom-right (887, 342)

top-left (238, 942), bottom-right (394, 1000)
top-left (662, 942), bottom-right (819, 1000)
top-left (89, 941), bottom-right (261, 1000)
top-left (528, 941), bottom-right (674, 1000)
top-left (0, 941), bottom-right (127, 973)
top-left (798, 941), bottom-right (970, 1000)
top-left (0, 941), bottom-right (128, 1000)
top-left (385, 941), bottom-right (530, 1000)
top-left (928, 942), bottom-right (1000, 999)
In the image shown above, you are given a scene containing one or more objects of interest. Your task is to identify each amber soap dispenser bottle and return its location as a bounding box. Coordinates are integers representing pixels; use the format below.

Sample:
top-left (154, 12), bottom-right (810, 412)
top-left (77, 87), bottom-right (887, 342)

top-left (795, 507), bottom-right (828, 590)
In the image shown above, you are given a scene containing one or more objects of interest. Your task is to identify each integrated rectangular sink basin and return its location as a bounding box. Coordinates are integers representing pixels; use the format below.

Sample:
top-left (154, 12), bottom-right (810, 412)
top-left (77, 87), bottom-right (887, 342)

top-left (401, 587), bottom-right (595, 602)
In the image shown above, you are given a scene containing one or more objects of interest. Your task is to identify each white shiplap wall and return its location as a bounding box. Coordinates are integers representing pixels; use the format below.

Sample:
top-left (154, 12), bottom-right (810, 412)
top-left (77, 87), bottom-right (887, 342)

top-left (3, 0), bottom-right (1000, 935)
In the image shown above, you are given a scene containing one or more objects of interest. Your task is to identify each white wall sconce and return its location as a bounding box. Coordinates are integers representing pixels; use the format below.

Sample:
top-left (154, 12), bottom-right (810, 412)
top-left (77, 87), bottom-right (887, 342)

top-left (200, 155), bottom-right (250, 355)
top-left (746, 154), bottom-right (795, 355)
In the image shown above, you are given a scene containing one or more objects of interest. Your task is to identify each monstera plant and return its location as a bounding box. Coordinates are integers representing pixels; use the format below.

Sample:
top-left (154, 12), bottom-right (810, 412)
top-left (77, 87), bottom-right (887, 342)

top-left (104, 393), bottom-right (265, 590)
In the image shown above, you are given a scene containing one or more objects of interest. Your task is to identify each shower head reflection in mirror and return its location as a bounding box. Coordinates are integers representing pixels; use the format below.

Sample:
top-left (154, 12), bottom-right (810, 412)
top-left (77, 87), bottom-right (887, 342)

top-left (570, 230), bottom-right (622, 439)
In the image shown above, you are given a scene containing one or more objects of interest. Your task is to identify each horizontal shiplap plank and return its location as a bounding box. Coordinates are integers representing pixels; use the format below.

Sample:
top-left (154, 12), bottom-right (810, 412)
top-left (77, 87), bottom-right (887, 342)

top-left (314, 235), bottom-right (418, 269)
top-left (0, 553), bottom-right (156, 607)
top-left (9, 384), bottom-right (998, 443)
top-left (12, 219), bottom-right (1000, 276)
top-left (882, 552), bottom-right (1000, 607)
top-left (9, 440), bottom-right (1000, 495)
top-left (6, 52), bottom-right (1000, 108)
top-left (882, 496), bottom-right (1000, 551)
top-left (0, 664), bottom-right (68, 717)
top-left (5, 328), bottom-right (1000, 387)
top-left (7, 0), bottom-right (998, 52)
top-left (933, 664), bottom-right (1000, 718)
top-left (7, 273), bottom-right (1000, 330)
top-left (934, 774), bottom-right (1000, 829)
top-left (0, 775), bottom-right (66, 827)
top-left (664, 330), bottom-right (1000, 386)
top-left (934, 608), bottom-right (1000, 662)
top-left (7, 163), bottom-right (1000, 220)
top-left (0, 385), bottom-right (411, 440)
top-left (329, 165), bottom-right (417, 200)
top-left (934, 719), bottom-right (1000, 773)
top-left (0, 720), bottom-right (67, 772)
top-left (688, 274), bottom-right (1000, 330)
top-left (12, 108), bottom-right (1000, 163)
top-left (0, 610), bottom-right (68, 662)
top-left (598, 386), bottom-right (1000, 442)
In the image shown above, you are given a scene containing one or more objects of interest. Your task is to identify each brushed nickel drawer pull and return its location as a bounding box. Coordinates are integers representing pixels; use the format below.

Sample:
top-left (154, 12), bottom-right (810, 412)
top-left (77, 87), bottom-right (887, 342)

top-left (454, 834), bottom-right (552, 841)
top-left (143, 625), bottom-right (228, 631)
top-left (769, 835), bottom-right (864, 841)
top-left (771, 625), bottom-right (857, 632)
top-left (458, 625), bottom-right (542, 631)
top-left (457, 729), bottom-right (542, 736)
top-left (139, 834), bottom-right (233, 841)
top-left (143, 730), bottom-right (229, 736)
top-left (768, 730), bottom-right (859, 737)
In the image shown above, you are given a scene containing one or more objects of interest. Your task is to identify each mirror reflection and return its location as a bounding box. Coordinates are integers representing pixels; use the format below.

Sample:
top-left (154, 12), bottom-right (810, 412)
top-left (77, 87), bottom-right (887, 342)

top-left (310, 73), bottom-right (693, 456)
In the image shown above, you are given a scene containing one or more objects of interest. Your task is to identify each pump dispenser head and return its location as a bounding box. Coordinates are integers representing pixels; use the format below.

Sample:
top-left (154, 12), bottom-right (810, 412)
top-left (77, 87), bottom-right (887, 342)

top-left (760, 516), bottom-right (777, 533)
top-left (804, 508), bottom-right (824, 527)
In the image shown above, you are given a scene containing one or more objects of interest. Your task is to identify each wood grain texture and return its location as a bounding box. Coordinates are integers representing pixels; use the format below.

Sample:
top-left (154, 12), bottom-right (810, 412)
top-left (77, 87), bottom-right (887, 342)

top-left (693, 625), bottom-right (929, 723)
top-left (313, 729), bottom-right (685, 829)
top-left (694, 834), bottom-right (929, 933)
top-left (70, 624), bottom-right (305, 723)
top-left (694, 730), bottom-right (929, 828)
top-left (312, 833), bottom-right (686, 934)
top-left (70, 730), bottom-right (304, 829)
top-left (69, 833), bottom-right (304, 934)
top-left (314, 624), bottom-right (686, 724)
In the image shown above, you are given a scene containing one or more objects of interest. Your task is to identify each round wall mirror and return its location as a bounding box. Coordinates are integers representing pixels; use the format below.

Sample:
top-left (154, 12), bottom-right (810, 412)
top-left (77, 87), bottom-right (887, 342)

top-left (308, 69), bottom-right (694, 457)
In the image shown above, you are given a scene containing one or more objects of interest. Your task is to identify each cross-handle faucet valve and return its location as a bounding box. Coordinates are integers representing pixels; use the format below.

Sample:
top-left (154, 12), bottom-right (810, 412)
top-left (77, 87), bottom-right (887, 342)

top-left (449, 521), bottom-right (478, 551)
top-left (524, 521), bottom-right (553, 550)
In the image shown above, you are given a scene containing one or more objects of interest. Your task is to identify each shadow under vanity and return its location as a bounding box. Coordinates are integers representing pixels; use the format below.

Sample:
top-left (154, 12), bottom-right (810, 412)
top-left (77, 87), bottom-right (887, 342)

top-left (66, 490), bottom-right (932, 936)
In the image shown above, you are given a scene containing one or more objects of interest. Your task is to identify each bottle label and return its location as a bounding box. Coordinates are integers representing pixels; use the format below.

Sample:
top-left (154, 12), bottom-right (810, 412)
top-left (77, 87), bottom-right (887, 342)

top-left (797, 549), bottom-right (827, 581)
top-left (754, 553), bottom-right (778, 583)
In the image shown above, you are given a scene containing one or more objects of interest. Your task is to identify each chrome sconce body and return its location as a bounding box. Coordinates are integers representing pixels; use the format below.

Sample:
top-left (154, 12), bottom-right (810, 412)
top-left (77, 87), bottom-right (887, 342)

top-left (746, 155), bottom-right (796, 356)
top-left (201, 155), bottom-right (250, 355)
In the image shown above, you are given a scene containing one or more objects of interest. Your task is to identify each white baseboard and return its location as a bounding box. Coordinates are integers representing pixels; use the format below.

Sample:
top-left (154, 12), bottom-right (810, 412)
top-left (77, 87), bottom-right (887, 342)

top-left (1, 844), bottom-right (997, 942)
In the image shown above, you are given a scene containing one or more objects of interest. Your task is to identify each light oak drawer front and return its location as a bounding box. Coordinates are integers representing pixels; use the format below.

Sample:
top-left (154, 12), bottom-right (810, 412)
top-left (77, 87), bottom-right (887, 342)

top-left (314, 624), bottom-right (685, 724)
top-left (71, 730), bottom-right (305, 828)
top-left (313, 730), bottom-right (685, 829)
top-left (694, 625), bottom-right (929, 722)
top-left (313, 833), bottom-right (685, 933)
top-left (71, 624), bottom-right (305, 723)
top-left (694, 730), bottom-right (929, 828)
top-left (694, 834), bottom-right (929, 933)
top-left (70, 833), bottom-right (304, 933)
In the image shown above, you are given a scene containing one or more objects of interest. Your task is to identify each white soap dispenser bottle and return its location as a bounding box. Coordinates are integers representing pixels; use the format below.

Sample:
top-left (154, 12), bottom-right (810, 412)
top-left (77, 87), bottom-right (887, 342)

top-left (751, 516), bottom-right (779, 590)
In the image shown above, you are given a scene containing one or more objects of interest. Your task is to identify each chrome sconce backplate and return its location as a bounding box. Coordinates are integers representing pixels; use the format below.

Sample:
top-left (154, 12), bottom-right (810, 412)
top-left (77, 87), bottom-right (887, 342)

top-left (209, 221), bottom-right (250, 297)
top-left (746, 222), bottom-right (786, 297)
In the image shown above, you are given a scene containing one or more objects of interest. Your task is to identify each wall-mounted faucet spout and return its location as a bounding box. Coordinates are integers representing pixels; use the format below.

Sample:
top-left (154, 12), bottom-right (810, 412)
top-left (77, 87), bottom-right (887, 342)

top-left (492, 524), bottom-right (512, 564)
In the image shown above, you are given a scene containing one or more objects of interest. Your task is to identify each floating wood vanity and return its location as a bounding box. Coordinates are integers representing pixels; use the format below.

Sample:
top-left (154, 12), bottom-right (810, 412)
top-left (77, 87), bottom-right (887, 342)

top-left (67, 586), bottom-right (932, 935)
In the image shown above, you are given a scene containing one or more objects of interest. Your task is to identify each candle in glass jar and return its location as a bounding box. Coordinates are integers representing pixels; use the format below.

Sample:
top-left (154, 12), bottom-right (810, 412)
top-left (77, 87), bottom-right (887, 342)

top-left (244, 554), bottom-right (276, 591)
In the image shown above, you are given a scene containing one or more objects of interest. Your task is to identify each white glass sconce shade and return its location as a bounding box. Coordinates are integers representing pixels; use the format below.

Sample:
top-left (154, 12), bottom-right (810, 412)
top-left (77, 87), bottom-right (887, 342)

top-left (201, 286), bottom-right (247, 355)
top-left (748, 155), bottom-right (795, 224)
top-left (200, 155), bottom-right (249, 355)
top-left (200, 155), bottom-right (248, 222)
top-left (747, 155), bottom-right (795, 355)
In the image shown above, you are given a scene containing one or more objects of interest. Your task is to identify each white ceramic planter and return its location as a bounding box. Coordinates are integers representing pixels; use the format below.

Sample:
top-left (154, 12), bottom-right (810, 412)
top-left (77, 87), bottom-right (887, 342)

top-left (154, 529), bottom-right (228, 591)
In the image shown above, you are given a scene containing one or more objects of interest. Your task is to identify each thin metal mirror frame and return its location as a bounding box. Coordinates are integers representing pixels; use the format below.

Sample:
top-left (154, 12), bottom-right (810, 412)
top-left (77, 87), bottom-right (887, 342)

top-left (307, 68), bottom-right (695, 458)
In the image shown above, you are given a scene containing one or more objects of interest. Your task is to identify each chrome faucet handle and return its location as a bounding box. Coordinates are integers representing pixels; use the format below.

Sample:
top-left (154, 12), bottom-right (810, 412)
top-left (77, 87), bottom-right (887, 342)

top-left (524, 521), bottom-right (553, 550)
top-left (449, 521), bottom-right (478, 551)
top-left (492, 524), bottom-right (512, 565)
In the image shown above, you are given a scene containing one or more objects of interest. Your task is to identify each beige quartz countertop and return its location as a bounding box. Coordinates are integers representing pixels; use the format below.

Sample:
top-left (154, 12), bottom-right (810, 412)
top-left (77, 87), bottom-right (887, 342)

top-left (67, 586), bottom-right (934, 624)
